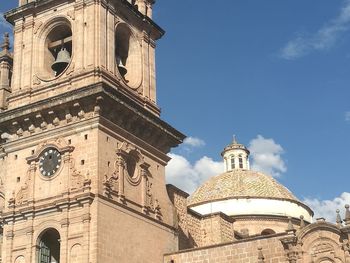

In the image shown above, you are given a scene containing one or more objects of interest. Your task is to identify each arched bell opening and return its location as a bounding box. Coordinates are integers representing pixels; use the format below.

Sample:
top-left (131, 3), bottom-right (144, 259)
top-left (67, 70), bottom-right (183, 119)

top-left (115, 23), bottom-right (142, 89)
top-left (37, 228), bottom-right (61, 263)
top-left (43, 22), bottom-right (72, 78)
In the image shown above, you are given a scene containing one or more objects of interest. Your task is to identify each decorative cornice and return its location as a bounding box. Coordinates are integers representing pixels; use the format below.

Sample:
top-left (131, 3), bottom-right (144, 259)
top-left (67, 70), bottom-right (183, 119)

top-left (0, 83), bottom-right (185, 153)
top-left (2, 192), bottom-right (94, 224)
top-left (4, 0), bottom-right (165, 40)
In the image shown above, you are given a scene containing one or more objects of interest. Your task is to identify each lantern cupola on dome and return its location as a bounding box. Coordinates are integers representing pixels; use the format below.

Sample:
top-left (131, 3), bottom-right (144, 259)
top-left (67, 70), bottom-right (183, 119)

top-left (221, 136), bottom-right (250, 172)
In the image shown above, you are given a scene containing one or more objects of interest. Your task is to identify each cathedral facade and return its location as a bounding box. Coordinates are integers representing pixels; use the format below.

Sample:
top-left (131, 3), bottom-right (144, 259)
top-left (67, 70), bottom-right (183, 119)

top-left (0, 1), bottom-right (349, 263)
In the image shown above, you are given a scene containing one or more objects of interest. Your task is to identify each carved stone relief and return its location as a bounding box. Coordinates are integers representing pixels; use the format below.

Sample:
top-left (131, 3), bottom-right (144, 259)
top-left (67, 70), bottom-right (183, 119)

top-left (13, 138), bottom-right (89, 206)
top-left (342, 239), bottom-right (350, 254)
top-left (311, 242), bottom-right (334, 256)
top-left (103, 160), bottom-right (120, 198)
top-left (64, 150), bottom-right (90, 191)
top-left (102, 142), bottom-right (162, 220)
top-left (15, 162), bottom-right (35, 206)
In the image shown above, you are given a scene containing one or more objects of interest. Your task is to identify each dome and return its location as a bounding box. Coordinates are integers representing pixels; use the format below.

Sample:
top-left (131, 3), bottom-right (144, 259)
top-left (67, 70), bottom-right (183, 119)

top-left (188, 169), bottom-right (298, 206)
top-left (187, 138), bottom-right (314, 222)
top-left (188, 169), bottom-right (313, 222)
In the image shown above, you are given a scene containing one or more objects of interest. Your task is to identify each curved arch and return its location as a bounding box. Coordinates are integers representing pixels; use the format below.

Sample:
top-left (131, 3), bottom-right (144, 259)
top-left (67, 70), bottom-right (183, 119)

top-left (126, 149), bottom-right (140, 177)
top-left (124, 149), bottom-right (143, 185)
top-left (69, 243), bottom-right (82, 263)
top-left (37, 228), bottom-right (61, 263)
top-left (115, 22), bottom-right (142, 89)
top-left (14, 255), bottom-right (25, 263)
top-left (35, 16), bottom-right (73, 81)
top-left (315, 257), bottom-right (335, 263)
top-left (261, 228), bottom-right (276, 235)
top-left (37, 16), bottom-right (72, 40)
top-left (297, 221), bottom-right (341, 240)
top-left (34, 221), bottom-right (62, 244)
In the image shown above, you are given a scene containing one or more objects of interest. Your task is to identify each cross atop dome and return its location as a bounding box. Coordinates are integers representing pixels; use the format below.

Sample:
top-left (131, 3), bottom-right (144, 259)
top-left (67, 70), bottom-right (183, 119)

top-left (221, 136), bottom-right (250, 172)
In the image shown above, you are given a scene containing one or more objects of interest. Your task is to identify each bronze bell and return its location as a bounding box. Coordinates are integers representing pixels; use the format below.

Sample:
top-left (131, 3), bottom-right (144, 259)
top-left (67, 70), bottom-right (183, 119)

top-left (52, 47), bottom-right (71, 75)
top-left (116, 56), bottom-right (127, 76)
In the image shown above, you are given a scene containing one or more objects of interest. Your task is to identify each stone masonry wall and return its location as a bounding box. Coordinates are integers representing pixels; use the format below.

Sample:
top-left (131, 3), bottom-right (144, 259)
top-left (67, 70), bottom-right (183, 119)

top-left (200, 214), bottom-right (234, 247)
top-left (166, 185), bottom-right (192, 249)
top-left (164, 234), bottom-right (287, 263)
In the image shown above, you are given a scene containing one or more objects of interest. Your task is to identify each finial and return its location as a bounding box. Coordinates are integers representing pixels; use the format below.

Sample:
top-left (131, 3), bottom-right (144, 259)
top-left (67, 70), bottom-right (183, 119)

top-left (1, 33), bottom-right (10, 51)
top-left (232, 134), bottom-right (237, 144)
top-left (299, 215), bottom-right (305, 229)
top-left (345, 204), bottom-right (350, 226)
top-left (336, 209), bottom-right (342, 227)
top-left (258, 247), bottom-right (265, 263)
top-left (287, 217), bottom-right (296, 233)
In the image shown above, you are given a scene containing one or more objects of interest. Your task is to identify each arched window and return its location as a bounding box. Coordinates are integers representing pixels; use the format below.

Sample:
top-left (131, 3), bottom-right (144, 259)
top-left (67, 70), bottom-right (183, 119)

top-left (230, 156), bottom-right (235, 170)
top-left (38, 228), bottom-right (60, 263)
top-left (238, 155), bottom-right (243, 169)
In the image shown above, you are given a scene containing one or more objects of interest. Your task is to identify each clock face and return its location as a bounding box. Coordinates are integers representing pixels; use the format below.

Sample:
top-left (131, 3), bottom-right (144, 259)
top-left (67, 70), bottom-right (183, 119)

top-left (38, 148), bottom-right (62, 177)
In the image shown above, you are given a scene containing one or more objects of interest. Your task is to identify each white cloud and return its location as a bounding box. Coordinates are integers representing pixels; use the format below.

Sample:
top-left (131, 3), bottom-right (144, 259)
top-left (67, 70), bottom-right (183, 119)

top-left (346, 111), bottom-right (350, 121)
top-left (179, 136), bottom-right (206, 154)
top-left (303, 192), bottom-right (350, 222)
top-left (166, 153), bottom-right (223, 194)
top-left (166, 135), bottom-right (287, 193)
top-left (183, 137), bottom-right (205, 148)
top-left (249, 135), bottom-right (287, 177)
top-left (280, 0), bottom-right (350, 60)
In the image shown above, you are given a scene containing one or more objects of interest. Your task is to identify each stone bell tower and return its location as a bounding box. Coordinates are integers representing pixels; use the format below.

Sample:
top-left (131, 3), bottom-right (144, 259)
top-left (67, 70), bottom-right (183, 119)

top-left (0, 1), bottom-right (184, 263)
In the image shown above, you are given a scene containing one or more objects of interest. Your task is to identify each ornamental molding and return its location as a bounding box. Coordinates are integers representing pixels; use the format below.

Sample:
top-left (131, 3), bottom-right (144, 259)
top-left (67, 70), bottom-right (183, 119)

top-left (280, 233), bottom-right (302, 263)
top-left (26, 137), bottom-right (74, 163)
top-left (0, 85), bottom-right (183, 153)
top-left (11, 138), bottom-right (89, 207)
top-left (103, 141), bottom-right (162, 220)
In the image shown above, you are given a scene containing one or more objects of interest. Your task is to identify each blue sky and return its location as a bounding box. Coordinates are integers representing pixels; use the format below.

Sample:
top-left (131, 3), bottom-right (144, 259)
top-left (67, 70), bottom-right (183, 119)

top-left (1, 1), bottom-right (350, 220)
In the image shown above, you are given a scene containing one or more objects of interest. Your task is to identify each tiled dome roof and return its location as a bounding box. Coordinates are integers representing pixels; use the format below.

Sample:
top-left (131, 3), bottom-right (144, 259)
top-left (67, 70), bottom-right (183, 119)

top-left (188, 170), bottom-right (298, 207)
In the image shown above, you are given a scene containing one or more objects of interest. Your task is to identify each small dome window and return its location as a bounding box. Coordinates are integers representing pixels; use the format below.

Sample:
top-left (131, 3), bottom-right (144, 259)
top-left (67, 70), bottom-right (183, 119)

top-left (238, 155), bottom-right (243, 169)
top-left (230, 156), bottom-right (235, 170)
top-left (261, 229), bottom-right (275, 236)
